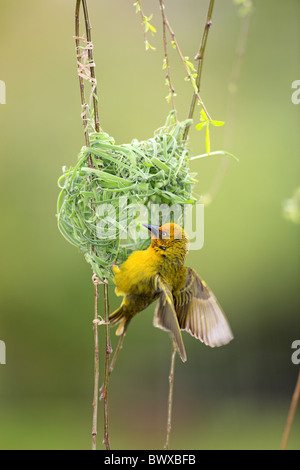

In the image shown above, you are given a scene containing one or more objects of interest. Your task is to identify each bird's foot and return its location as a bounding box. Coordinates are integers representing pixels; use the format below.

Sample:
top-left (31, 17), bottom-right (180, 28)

top-left (92, 274), bottom-right (108, 286)
top-left (93, 317), bottom-right (109, 326)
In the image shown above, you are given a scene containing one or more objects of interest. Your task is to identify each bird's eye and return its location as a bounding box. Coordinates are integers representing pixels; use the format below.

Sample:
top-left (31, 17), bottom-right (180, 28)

top-left (162, 231), bottom-right (167, 238)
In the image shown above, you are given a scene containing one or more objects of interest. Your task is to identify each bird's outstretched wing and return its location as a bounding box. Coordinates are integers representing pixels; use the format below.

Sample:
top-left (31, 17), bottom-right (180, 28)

top-left (153, 275), bottom-right (187, 362)
top-left (175, 267), bottom-right (234, 347)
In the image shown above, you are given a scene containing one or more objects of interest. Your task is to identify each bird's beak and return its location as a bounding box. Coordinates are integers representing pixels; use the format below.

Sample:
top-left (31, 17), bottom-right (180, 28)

top-left (143, 224), bottom-right (160, 238)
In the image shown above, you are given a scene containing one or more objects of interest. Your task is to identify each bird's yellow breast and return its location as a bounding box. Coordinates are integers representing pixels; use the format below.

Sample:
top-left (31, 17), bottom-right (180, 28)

top-left (113, 247), bottom-right (159, 296)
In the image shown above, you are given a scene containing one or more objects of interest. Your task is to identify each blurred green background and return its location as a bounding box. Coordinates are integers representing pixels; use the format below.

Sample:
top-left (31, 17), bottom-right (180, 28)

top-left (0, 0), bottom-right (299, 450)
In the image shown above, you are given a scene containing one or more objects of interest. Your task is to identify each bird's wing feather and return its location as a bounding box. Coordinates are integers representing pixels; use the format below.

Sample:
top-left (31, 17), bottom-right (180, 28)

top-left (153, 275), bottom-right (187, 362)
top-left (175, 267), bottom-right (234, 347)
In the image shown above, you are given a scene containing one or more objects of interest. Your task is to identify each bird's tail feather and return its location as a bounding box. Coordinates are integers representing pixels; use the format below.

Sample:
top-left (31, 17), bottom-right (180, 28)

top-left (109, 305), bottom-right (131, 336)
top-left (109, 306), bottom-right (124, 326)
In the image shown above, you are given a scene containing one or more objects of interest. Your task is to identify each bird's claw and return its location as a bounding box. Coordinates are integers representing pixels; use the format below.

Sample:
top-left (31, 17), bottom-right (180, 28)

top-left (92, 274), bottom-right (108, 286)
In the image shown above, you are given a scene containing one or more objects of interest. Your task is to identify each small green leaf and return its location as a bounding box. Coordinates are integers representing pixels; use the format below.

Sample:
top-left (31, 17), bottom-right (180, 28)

top-left (195, 122), bottom-right (207, 131)
top-left (133, 2), bottom-right (140, 13)
top-left (190, 150), bottom-right (239, 162)
top-left (143, 14), bottom-right (153, 23)
top-left (200, 108), bottom-right (208, 122)
top-left (191, 79), bottom-right (198, 94)
top-left (145, 40), bottom-right (156, 51)
top-left (210, 120), bottom-right (225, 127)
top-left (151, 157), bottom-right (170, 173)
top-left (165, 91), bottom-right (177, 103)
top-left (148, 23), bottom-right (156, 33)
top-left (184, 57), bottom-right (196, 72)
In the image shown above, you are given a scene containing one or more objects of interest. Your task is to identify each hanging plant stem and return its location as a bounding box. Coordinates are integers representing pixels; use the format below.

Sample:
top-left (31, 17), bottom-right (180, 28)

top-left (164, 344), bottom-right (176, 450)
top-left (75, 0), bottom-right (111, 451)
top-left (280, 371), bottom-right (300, 450)
top-left (159, 0), bottom-right (177, 117)
top-left (103, 280), bottom-right (111, 449)
top-left (159, 0), bottom-right (211, 124)
top-left (91, 275), bottom-right (100, 450)
top-left (184, 0), bottom-right (215, 141)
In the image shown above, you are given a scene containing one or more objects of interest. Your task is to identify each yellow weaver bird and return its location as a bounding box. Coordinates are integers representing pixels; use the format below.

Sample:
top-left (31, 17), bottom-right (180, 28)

top-left (109, 223), bottom-right (233, 362)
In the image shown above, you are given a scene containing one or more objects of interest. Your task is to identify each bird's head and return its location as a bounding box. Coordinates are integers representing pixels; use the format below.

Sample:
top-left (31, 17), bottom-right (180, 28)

top-left (144, 223), bottom-right (189, 262)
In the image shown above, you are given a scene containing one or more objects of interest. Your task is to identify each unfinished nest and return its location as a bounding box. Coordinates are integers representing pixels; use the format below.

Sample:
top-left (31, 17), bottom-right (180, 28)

top-left (57, 112), bottom-right (197, 282)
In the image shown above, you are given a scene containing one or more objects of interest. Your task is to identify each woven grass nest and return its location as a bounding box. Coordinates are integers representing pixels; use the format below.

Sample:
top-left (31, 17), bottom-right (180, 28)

top-left (57, 112), bottom-right (198, 282)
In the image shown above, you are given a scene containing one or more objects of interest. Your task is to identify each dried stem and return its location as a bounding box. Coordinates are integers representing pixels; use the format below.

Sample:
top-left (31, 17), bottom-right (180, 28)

top-left (103, 283), bottom-right (111, 450)
top-left (91, 281), bottom-right (100, 450)
top-left (108, 330), bottom-right (126, 377)
top-left (75, 0), bottom-right (91, 155)
top-left (164, 344), bottom-right (177, 450)
top-left (159, 0), bottom-right (177, 118)
top-left (183, 0), bottom-right (215, 141)
top-left (99, 328), bottom-right (128, 399)
top-left (81, 0), bottom-right (100, 133)
top-left (75, 0), bottom-right (111, 451)
top-left (280, 371), bottom-right (300, 450)
top-left (136, 0), bottom-right (147, 46)
top-left (159, 0), bottom-right (211, 123)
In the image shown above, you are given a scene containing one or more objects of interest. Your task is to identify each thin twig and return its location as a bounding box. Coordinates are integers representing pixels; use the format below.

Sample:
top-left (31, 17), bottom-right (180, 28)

top-left (164, 344), bottom-right (177, 450)
top-left (280, 371), bottom-right (300, 450)
top-left (75, 0), bottom-right (100, 137)
top-left (92, 275), bottom-right (112, 451)
top-left (183, 0), bottom-right (215, 141)
top-left (75, 0), bottom-right (111, 451)
top-left (81, 0), bottom-right (100, 133)
top-left (76, 2), bottom-right (98, 448)
top-left (135, 0), bottom-right (156, 51)
top-left (159, 0), bottom-right (177, 118)
top-left (99, 328), bottom-right (127, 399)
top-left (109, 331), bottom-right (126, 378)
top-left (91, 280), bottom-right (100, 450)
top-left (103, 283), bottom-right (111, 450)
top-left (159, 0), bottom-right (211, 123)
top-left (136, 0), bottom-right (147, 46)
top-left (75, 0), bottom-right (91, 154)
